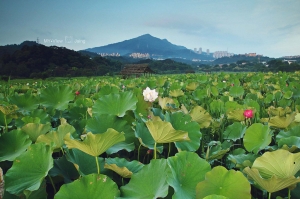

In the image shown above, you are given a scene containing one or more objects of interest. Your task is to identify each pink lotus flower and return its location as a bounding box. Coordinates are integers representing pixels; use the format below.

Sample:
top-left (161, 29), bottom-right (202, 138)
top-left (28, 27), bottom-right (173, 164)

top-left (75, 91), bottom-right (80, 95)
top-left (243, 109), bottom-right (253, 118)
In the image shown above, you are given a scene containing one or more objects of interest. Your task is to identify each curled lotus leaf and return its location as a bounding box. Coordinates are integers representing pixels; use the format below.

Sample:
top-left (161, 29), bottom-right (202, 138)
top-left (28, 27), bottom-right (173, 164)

top-left (158, 97), bottom-right (175, 110)
top-left (190, 106), bottom-right (212, 128)
top-left (169, 89), bottom-right (184, 97)
top-left (64, 129), bottom-right (125, 157)
top-left (226, 109), bottom-right (245, 122)
top-left (268, 112), bottom-right (296, 129)
top-left (268, 106), bottom-right (292, 117)
top-left (186, 82), bottom-right (198, 91)
top-left (229, 86), bottom-right (244, 98)
top-left (145, 120), bottom-right (190, 144)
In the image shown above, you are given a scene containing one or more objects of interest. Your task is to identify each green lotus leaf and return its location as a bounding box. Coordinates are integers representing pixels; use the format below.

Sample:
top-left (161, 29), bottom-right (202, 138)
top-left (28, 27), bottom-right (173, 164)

top-left (65, 148), bottom-right (108, 176)
top-left (210, 86), bottom-right (219, 97)
top-left (268, 113), bottom-right (296, 129)
top-left (54, 174), bottom-right (120, 199)
top-left (193, 89), bottom-right (207, 101)
top-left (276, 125), bottom-right (300, 142)
top-left (243, 99), bottom-right (260, 114)
top-left (104, 157), bottom-right (144, 178)
top-left (158, 97), bottom-right (175, 110)
top-left (243, 123), bottom-right (272, 154)
top-left (186, 82), bottom-right (198, 91)
top-left (264, 93), bottom-right (274, 104)
top-left (196, 166), bottom-right (251, 199)
top-left (119, 159), bottom-right (170, 199)
top-left (226, 109), bottom-right (245, 121)
top-left (9, 92), bottom-right (39, 114)
top-left (243, 167), bottom-right (300, 193)
top-left (40, 85), bottom-right (74, 111)
top-left (223, 122), bottom-right (247, 141)
top-left (49, 156), bottom-right (79, 183)
top-left (198, 75), bottom-right (207, 83)
top-left (206, 141), bottom-right (230, 161)
top-left (134, 93), bottom-right (152, 118)
top-left (64, 129), bottom-right (125, 157)
top-left (225, 101), bottom-right (243, 112)
top-left (23, 180), bottom-right (47, 199)
top-left (5, 143), bottom-right (53, 195)
top-left (0, 129), bottom-right (32, 161)
top-left (92, 91), bottom-right (137, 117)
top-left (169, 89), bottom-right (184, 97)
top-left (278, 136), bottom-right (300, 149)
top-left (190, 106), bottom-right (212, 128)
top-left (283, 91), bottom-right (293, 99)
top-left (165, 112), bottom-right (202, 151)
top-left (203, 195), bottom-right (229, 199)
top-left (145, 121), bottom-right (190, 144)
top-left (251, 149), bottom-right (300, 179)
top-left (97, 84), bottom-right (120, 96)
top-left (227, 148), bottom-right (258, 169)
top-left (167, 151), bottom-right (211, 199)
top-left (36, 122), bottom-right (76, 150)
top-left (134, 122), bottom-right (163, 152)
top-left (21, 122), bottom-right (52, 142)
top-left (229, 86), bottom-right (244, 98)
top-left (85, 114), bottom-right (135, 154)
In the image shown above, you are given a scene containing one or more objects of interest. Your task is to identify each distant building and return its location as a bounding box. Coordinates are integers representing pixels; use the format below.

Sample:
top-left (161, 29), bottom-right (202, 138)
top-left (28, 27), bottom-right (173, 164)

top-left (213, 51), bottom-right (234, 58)
top-left (99, 53), bottom-right (120, 57)
top-left (129, 52), bottom-right (150, 59)
top-left (206, 49), bottom-right (210, 55)
top-left (199, 47), bottom-right (202, 54)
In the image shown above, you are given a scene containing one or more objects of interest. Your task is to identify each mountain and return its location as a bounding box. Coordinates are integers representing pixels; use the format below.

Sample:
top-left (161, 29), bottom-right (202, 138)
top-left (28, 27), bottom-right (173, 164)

top-left (0, 41), bottom-right (39, 57)
top-left (84, 34), bottom-right (213, 60)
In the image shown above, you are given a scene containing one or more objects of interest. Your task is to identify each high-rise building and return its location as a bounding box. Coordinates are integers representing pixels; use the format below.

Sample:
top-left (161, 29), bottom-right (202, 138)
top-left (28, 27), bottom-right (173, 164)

top-left (194, 48), bottom-right (197, 53)
top-left (207, 49), bottom-right (210, 54)
top-left (199, 47), bottom-right (202, 54)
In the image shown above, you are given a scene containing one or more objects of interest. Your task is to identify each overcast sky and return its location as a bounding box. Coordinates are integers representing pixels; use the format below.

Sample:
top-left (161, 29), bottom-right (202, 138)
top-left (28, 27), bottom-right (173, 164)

top-left (1, 0), bottom-right (299, 58)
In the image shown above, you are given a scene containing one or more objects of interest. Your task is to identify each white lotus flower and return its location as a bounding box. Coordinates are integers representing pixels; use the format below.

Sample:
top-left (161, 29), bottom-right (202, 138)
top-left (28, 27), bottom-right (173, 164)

top-left (143, 87), bottom-right (158, 102)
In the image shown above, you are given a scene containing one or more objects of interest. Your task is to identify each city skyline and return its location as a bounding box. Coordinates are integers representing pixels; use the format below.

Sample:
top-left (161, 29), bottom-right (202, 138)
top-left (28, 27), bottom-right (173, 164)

top-left (1, 0), bottom-right (300, 58)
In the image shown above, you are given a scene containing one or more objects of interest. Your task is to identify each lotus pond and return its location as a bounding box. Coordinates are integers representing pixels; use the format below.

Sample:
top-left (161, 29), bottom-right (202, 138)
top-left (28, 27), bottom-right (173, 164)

top-left (0, 71), bottom-right (300, 199)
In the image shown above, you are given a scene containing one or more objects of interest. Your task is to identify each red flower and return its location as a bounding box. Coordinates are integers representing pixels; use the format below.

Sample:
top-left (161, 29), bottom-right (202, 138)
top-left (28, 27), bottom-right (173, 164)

top-left (75, 91), bottom-right (80, 95)
top-left (147, 149), bottom-right (153, 154)
top-left (243, 109), bottom-right (253, 118)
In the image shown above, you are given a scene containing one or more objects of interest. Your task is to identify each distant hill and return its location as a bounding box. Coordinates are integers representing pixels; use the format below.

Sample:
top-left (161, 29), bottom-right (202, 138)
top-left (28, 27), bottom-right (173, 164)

top-left (84, 34), bottom-right (213, 61)
top-left (0, 41), bottom-right (39, 57)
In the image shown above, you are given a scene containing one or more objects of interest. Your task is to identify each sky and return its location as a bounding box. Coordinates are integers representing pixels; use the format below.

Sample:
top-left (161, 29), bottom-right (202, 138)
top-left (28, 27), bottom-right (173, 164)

top-left (1, 0), bottom-right (300, 58)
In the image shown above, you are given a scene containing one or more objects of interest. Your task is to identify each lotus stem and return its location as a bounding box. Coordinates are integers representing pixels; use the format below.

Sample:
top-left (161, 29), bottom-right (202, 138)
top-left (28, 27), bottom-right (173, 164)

top-left (4, 115), bottom-right (7, 133)
top-left (95, 156), bottom-right (100, 174)
top-left (154, 142), bottom-right (157, 159)
top-left (167, 143), bottom-right (171, 158)
top-left (137, 144), bottom-right (141, 161)
top-left (268, 192), bottom-right (271, 199)
top-left (48, 175), bottom-right (57, 194)
top-left (288, 189), bottom-right (291, 199)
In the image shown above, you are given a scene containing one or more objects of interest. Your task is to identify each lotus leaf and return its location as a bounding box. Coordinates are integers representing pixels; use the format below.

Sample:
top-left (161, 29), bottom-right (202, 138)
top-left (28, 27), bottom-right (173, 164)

top-left (165, 112), bottom-right (201, 151)
top-left (196, 166), bottom-right (251, 199)
top-left (283, 91), bottom-right (293, 99)
top-left (5, 143), bottom-right (53, 195)
top-left (158, 97), bottom-right (176, 110)
top-left (92, 91), bottom-right (137, 117)
top-left (64, 128), bottom-right (125, 157)
top-left (21, 122), bottom-right (52, 142)
top-left (49, 156), bottom-right (79, 183)
top-left (169, 89), bottom-right (184, 97)
top-left (268, 106), bottom-right (292, 117)
top-left (134, 93), bottom-right (151, 118)
top-left (193, 89), bottom-right (207, 101)
top-left (268, 112), bottom-right (296, 129)
top-left (190, 106), bottom-right (212, 128)
top-left (186, 82), bottom-right (198, 91)
top-left (0, 129), bottom-right (32, 161)
top-left (210, 86), bottom-right (219, 97)
top-left (276, 125), bottom-right (300, 142)
top-left (36, 121), bottom-right (75, 150)
top-left (54, 174), bottom-right (120, 199)
top-left (226, 109), bottom-right (245, 121)
top-left (167, 151), bottom-right (211, 199)
top-left (229, 86), bottom-right (244, 98)
top-left (119, 159), bottom-right (170, 199)
top-left (65, 149), bottom-right (107, 176)
top-left (85, 114), bottom-right (135, 154)
top-left (104, 157), bottom-right (144, 178)
top-left (223, 122), bottom-right (246, 141)
top-left (206, 141), bottom-right (230, 161)
top-left (134, 122), bottom-right (163, 152)
top-left (243, 168), bottom-right (300, 193)
top-left (39, 85), bottom-right (74, 111)
top-left (227, 148), bottom-right (258, 169)
top-left (243, 123), bottom-right (272, 154)
top-left (145, 120), bottom-right (190, 144)
top-left (9, 92), bottom-right (39, 113)
top-left (209, 100), bottom-right (225, 117)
